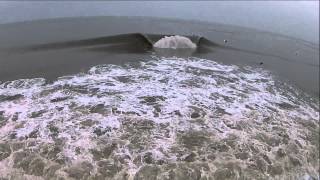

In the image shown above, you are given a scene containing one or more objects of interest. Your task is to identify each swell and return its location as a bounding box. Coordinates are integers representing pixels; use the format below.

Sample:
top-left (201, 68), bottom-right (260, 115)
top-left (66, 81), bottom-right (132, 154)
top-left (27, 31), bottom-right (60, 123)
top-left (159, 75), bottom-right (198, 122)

top-left (10, 33), bottom-right (154, 53)
top-left (6, 33), bottom-right (317, 67)
top-left (8, 33), bottom-right (218, 54)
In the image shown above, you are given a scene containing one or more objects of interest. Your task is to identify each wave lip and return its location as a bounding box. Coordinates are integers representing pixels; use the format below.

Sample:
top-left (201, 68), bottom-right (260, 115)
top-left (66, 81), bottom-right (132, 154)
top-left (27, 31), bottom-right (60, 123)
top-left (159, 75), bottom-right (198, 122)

top-left (153, 35), bottom-right (197, 49)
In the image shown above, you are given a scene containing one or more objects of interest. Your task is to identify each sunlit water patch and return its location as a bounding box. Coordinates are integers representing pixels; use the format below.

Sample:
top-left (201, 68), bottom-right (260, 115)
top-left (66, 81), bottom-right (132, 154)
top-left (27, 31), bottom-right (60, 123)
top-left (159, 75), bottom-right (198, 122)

top-left (0, 56), bottom-right (318, 179)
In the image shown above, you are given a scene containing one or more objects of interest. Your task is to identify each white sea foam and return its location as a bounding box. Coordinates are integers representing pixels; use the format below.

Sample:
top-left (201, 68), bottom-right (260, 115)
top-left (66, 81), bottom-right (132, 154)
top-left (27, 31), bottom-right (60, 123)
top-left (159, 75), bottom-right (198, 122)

top-left (0, 56), bottom-right (318, 179)
top-left (153, 35), bottom-right (197, 49)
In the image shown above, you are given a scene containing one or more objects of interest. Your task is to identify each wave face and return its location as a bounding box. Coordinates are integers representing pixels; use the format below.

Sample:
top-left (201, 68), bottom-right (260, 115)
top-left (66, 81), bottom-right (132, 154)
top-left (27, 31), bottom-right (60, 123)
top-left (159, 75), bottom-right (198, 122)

top-left (0, 56), bottom-right (318, 179)
top-left (153, 35), bottom-right (197, 49)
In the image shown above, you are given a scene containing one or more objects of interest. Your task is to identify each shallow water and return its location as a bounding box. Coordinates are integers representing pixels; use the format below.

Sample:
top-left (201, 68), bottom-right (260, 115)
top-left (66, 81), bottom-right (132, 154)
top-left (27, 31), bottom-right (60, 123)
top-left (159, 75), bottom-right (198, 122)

top-left (0, 56), bottom-right (318, 179)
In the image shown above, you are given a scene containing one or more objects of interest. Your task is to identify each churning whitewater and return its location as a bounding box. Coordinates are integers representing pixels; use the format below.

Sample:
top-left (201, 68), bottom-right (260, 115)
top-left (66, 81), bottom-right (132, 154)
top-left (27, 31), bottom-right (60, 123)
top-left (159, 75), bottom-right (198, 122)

top-left (153, 36), bottom-right (197, 49)
top-left (0, 56), bottom-right (318, 179)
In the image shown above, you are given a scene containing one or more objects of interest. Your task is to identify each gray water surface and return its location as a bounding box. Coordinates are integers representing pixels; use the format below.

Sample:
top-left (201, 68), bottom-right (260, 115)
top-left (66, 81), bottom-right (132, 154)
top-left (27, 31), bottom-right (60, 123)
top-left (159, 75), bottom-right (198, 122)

top-left (0, 1), bottom-right (318, 43)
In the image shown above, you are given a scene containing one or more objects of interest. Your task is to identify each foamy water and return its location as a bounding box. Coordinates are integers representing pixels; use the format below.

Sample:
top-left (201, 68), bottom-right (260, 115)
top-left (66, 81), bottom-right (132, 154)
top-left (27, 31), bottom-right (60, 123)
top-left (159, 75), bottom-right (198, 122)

top-left (153, 35), bottom-right (197, 49)
top-left (0, 56), bottom-right (318, 179)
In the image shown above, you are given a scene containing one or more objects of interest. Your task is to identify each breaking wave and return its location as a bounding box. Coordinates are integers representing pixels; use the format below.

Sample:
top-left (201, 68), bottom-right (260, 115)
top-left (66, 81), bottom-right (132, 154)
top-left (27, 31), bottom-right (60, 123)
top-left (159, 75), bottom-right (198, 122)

top-left (153, 35), bottom-right (197, 49)
top-left (0, 56), bottom-right (318, 179)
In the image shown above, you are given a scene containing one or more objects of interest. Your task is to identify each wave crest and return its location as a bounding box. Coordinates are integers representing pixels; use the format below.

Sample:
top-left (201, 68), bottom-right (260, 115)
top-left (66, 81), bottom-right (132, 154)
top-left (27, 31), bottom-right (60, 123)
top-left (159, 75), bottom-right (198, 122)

top-left (153, 35), bottom-right (197, 49)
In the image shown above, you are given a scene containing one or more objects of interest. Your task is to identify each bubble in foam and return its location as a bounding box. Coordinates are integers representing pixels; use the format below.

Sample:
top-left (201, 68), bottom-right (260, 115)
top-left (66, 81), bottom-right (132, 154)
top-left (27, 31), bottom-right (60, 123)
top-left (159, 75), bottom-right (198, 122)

top-left (153, 35), bottom-right (197, 49)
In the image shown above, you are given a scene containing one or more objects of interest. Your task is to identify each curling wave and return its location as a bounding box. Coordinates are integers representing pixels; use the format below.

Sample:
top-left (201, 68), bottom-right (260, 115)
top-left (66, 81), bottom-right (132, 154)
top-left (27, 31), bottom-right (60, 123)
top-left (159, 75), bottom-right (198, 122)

top-left (153, 35), bottom-right (197, 49)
